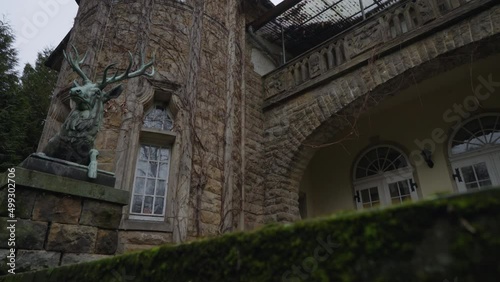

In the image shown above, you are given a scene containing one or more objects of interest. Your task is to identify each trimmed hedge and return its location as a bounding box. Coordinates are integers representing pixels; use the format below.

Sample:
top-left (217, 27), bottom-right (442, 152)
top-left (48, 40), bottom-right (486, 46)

top-left (2, 189), bottom-right (500, 282)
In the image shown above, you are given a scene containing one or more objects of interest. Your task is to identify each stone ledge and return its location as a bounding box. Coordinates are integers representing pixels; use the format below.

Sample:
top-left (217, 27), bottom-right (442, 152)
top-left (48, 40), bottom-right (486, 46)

top-left (19, 154), bottom-right (116, 187)
top-left (0, 168), bottom-right (129, 205)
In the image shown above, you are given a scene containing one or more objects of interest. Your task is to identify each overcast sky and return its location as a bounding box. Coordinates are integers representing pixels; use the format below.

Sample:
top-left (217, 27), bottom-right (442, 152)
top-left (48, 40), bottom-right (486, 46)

top-left (1, 0), bottom-right (78, 73)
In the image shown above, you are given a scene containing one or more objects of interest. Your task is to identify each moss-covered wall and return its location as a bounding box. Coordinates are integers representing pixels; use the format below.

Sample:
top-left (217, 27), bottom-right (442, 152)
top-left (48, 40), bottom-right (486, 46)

top-left (1, 188), bottom-right (499, 282)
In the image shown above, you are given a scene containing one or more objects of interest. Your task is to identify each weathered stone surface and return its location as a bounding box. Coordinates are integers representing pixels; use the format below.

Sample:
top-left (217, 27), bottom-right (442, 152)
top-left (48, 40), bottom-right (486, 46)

top-left (46, 223), bottom-right (97, 253)
top-left (17, 250), bottom-right (61, 272)
top-left (117, 243), bottom-right (158, 254)
top-left (0, 249), bottom-right (11, 275)
top-left (0, 187), bottom-right (37, 219)
top-left (79, 200), bottom-right (122, 229)
top-left (95, 229), bottom-right (118, 255)
top-left (9, 167), bottom-right (129, 205)
top-left (61, 253), bottom-right (111, 265)
top-left (0, 189), bottom-right (5, 217)
top-left (200, 210), bottom-right (221, 225)
top-left (117, 230), bottom-right (173, 253)
top-left (0, 218), bottom-right (47, 249)
top-left (20, 154), bottom-right (116, 187)
top-left (32, 193), bottom-right (81, 224)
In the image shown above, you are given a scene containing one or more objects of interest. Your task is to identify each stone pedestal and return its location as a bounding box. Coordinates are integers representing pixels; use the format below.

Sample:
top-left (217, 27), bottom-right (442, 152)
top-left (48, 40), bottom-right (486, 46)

top-left (0, 156), bottom-right (129, 275)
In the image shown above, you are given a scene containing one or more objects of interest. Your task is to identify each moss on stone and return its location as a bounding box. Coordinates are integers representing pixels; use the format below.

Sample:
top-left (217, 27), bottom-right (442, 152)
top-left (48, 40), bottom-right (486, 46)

top-left (1, 189), bottom-right (500, 282)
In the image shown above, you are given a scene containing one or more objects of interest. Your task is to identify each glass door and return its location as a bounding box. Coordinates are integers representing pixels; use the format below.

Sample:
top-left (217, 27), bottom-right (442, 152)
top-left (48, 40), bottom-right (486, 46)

top-left (354, 180), bottom-right (383, 210)
top-left (451, 154), bottom-right (498, 193)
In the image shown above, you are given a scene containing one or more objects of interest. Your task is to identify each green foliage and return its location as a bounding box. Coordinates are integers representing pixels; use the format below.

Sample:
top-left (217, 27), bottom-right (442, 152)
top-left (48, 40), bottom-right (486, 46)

top-left (0, 18), bottom-right (57, 172)
top-left (0, 19), bottom-right (21, 171)
top-left (2, 189), bottom-right (500, 282)
top-left (17, 49), bottom-right (58, 156)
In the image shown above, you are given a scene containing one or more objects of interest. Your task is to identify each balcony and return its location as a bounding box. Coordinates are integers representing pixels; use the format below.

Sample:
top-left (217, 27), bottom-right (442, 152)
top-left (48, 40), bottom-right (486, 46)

top-left (261, 0), bottom-right (489, 108)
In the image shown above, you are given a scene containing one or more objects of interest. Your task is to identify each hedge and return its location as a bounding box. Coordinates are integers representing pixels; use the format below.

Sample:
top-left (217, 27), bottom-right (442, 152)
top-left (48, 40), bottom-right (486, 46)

top-left (1, 188), bottom-right (500, 282)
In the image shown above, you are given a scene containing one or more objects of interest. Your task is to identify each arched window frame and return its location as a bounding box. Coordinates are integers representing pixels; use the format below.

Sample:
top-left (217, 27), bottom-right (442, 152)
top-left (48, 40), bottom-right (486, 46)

top-left (353, 145), bottom-right (419, 210)
top-left (142, 102), bottom-right (174, 131)
top-left (448, 113), bottom-right (500, 193)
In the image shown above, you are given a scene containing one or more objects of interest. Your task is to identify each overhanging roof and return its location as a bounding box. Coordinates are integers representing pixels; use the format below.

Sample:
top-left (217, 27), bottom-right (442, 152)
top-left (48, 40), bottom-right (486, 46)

top-left (251, 0), bottom-right (401, 56)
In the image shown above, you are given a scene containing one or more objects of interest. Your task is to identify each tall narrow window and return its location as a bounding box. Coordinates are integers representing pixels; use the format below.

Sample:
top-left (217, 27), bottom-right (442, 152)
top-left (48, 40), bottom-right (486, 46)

top-left (449, 113), bottom-right (500, 193)
top-left (129, 101), bottom-right (176, 221)
top-left (353, 145), bottom-right (419, 210)
top-left (130, 145), bottom-right (170, 220)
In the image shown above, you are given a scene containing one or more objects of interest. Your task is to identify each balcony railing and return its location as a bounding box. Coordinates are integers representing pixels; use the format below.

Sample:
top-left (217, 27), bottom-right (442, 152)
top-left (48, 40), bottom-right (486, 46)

top-left (263, 0), bottom-right (480, 106)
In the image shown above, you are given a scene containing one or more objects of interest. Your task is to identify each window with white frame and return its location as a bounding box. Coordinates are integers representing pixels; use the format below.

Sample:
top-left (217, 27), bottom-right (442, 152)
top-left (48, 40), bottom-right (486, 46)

top-left (353, 145), bottom-right (419, 210)
top-left (129, 102), bottom-right (175, 221)
top-left (449, 113), bottom-right (500, 193)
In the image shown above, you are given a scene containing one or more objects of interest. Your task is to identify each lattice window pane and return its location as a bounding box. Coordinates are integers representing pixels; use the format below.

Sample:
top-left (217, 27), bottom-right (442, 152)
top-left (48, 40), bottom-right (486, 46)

top-left (360, 187), bottom-right (380, 208)
top-left (131, 145), bottom-right (171, 217)
top-left (355, 146), bottom-right (409, 179)
top-left (451, 115), bottom-right (500, 156)
top-left (143, 104), bottom-right (174, 131)
top-left (389, 180), bottom-right (412, 204)
top-left (459, 162), bottom-right (492, 191)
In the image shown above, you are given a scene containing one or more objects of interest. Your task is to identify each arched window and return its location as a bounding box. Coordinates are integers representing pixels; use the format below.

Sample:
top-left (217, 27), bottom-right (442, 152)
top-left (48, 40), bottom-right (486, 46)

top-left (449, 113), bottom-right (500, 192)
top-left (143, 103), bottom-right (174, 131)
top-left (353, 145), bottom-right (418, 209)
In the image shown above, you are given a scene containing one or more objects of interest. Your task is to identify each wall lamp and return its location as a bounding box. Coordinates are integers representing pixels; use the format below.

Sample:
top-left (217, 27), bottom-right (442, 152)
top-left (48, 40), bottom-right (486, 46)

top-left (421, 149), bottom-right (434, 168)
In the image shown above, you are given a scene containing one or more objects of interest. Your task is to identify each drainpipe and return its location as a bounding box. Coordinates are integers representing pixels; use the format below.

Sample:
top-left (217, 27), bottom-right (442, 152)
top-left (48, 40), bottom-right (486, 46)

top-left (281, 23), bottom-right (286, 64)
top-left (247, 26), bottom-right (281, 67)
top-left (359, 0), bottom-right (366, 19)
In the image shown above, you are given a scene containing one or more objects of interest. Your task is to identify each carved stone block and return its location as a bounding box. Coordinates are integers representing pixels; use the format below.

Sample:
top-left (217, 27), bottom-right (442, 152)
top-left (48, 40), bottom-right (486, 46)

top-left (308, 53), bottom-right (322, 78)
top-left (343, 20), bottom-right (384, 59)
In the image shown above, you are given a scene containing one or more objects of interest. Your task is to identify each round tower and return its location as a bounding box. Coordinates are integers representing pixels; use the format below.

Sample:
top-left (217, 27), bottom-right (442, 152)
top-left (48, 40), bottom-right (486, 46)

top-left (39, 0), bottom-right (246, 248)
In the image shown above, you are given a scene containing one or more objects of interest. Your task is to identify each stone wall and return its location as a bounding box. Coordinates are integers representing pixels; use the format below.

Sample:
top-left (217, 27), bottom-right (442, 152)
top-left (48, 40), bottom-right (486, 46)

top-left (0, 168), bottom-right (128, 274)
top-left (261, 3), bottom-right (500, 223)
top-left (242, 38), bottom-right (266, 229)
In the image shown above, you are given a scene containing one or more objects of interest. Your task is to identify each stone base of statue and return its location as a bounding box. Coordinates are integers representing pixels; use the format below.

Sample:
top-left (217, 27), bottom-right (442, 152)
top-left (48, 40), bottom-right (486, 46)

top-left (0, 154), bottom-right (129, 275)
top-left (20, 154), bottom-right (116, 187)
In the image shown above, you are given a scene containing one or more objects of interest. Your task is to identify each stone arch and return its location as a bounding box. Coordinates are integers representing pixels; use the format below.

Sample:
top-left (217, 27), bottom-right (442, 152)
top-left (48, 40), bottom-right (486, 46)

top-left (263, 5), bottom-right (500, 223)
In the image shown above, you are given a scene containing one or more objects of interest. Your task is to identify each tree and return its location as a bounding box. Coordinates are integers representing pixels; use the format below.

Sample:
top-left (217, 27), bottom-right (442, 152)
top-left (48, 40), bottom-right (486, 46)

top-left (17, 48), bottom-right (58, 156)
top-left (0, 18), bottom-right (58, 172)
top-left (0, 19), bottom-right (22, 171)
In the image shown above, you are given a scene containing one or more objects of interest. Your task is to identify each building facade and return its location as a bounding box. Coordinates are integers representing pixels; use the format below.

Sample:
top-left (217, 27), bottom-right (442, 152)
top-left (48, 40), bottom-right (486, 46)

top-left (39, 0), bottom-right (500, 253)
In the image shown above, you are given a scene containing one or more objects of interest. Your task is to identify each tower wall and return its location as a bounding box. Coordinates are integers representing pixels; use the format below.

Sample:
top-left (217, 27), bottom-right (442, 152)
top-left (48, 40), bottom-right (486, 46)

top-left (38, 0), bottom-right (254, 250)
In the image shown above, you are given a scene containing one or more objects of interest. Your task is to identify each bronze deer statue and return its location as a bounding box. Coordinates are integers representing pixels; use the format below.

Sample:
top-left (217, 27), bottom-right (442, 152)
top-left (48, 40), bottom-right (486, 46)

top-left (42, 45), bottom-right (154, 178)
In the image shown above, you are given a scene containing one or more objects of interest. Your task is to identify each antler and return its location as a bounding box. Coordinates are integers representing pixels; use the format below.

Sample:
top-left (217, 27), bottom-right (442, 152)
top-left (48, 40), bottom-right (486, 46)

top-left (64, 45), bottom-right (90, 84)
top-left (98, 50), bottom-right (155, 90)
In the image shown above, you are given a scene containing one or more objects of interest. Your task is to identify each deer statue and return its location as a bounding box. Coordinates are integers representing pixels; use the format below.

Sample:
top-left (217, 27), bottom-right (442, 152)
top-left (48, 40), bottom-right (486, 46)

top-left (42, 45), bottom-right (154, 179)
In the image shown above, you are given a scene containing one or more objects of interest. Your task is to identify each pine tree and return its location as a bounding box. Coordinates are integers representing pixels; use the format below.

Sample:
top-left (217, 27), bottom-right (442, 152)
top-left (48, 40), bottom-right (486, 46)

top-left (18, 48), bottom-right (58, 156)
top-left (0, 19), bottom-right (22, 172)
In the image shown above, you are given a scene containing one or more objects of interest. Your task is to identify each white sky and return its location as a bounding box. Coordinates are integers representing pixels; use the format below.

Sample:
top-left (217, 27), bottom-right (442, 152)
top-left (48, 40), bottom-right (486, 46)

top-left (1, 0), bottom-right (78, 73)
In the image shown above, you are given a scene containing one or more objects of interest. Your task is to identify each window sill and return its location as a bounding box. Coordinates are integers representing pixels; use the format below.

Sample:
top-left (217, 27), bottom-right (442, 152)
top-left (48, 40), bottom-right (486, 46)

top-left (120, 218), bottom-right (173, 232)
